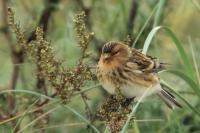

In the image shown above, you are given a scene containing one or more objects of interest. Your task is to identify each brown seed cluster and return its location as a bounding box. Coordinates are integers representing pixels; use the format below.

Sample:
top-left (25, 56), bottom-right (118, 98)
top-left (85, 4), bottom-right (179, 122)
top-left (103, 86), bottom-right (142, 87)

top-left (8, 8), bottom-right (135, 132)
top-left (97, 95), bottom-right (134, 133)
top-left (8, 8), bottom-right (94, 103)
top-left (73, 11), bottom-right (94, 61)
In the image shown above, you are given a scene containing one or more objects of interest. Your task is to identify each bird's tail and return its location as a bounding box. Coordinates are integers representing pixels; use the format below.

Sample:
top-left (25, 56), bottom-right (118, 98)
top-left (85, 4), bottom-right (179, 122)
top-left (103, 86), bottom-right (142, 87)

top-left (157, 88), bottom-right (182, 109)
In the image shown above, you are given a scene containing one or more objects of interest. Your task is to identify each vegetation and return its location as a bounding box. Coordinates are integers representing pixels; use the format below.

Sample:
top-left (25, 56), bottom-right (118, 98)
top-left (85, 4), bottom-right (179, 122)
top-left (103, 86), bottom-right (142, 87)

top-left (0, 0), bottom-right (200, 133)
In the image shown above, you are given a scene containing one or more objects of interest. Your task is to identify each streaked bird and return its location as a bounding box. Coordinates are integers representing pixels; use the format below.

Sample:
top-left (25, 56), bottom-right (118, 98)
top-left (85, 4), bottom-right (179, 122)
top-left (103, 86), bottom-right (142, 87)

top-left (96, 41), bottom-right (182, 109)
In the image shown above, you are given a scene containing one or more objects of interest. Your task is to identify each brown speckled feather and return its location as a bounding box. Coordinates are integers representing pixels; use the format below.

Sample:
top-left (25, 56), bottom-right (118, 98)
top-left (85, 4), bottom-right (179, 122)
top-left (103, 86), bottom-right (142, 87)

top-left (97, 42), bottom-right (182, 108)
top-left (130, 48), bottom-right (164, 72)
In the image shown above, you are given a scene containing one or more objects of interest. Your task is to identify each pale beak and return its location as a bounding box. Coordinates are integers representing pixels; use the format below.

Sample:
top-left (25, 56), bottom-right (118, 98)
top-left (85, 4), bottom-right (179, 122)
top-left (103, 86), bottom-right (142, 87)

top-left (103, 53), bottom-right (110, 60)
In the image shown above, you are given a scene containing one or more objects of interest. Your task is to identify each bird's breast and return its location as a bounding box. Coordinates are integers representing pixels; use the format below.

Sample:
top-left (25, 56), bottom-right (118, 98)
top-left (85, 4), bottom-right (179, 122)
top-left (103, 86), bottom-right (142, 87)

top-left (96, 62), bottom-right (160, 98)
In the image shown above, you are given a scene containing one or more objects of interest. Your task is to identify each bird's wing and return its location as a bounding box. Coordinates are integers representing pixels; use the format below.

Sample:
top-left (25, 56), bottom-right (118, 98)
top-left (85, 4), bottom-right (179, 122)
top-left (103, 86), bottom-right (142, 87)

top-left (128, 48), bottom-right (165, 73)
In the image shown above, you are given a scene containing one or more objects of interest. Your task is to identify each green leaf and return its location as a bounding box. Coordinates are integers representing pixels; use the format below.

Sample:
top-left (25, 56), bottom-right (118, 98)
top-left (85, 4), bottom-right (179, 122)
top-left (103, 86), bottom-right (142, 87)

top-left (160, 70), bottom-right (200, 99)
top-left (142, 26), bottom-right (195, 81)
top-left (11, 99), bottom-right (40, 133)
top-left (18, 106), bottom-right (60, 133)
top-left (191, 0), bottom-right (200, 11)
top-left (0, 89), bottom-right (100, 133)
top-left (132, 4), bottom-right (158, 47)
top-left (153, 0), bottom-right (166, 27)
top-left (161, 80), bottom-right (200, 117)
top-left (120, 87), bottom-right (152, 133)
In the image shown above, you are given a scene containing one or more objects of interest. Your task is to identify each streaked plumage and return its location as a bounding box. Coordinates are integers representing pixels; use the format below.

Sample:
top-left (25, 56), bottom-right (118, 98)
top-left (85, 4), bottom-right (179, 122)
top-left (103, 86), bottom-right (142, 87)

top-left (96, 41), bottom-right (182, 109)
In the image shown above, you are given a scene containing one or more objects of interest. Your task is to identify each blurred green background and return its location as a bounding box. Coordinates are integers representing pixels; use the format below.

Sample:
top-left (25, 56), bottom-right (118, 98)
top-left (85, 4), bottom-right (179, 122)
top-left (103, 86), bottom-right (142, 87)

top-left (0, 0), bottom-right (200, 133)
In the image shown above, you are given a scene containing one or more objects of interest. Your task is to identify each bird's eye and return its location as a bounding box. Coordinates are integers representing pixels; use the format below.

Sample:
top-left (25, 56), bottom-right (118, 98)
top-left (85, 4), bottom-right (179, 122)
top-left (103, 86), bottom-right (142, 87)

top-left (112, 51), bottom-right (119, 55)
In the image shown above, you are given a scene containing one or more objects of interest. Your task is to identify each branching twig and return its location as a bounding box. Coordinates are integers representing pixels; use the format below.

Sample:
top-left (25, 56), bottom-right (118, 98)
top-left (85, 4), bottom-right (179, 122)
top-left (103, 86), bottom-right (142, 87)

top-left (21, 4), bottom-right (60, 130)
top-left (1, 0), bottom-right (23, 119)
top-left (0, 0), bottom-right (59, 130)
top-left (1, 7), bottom-right (30, 110)
top-left (76, 0), bottom-right (104, 57)
top-left (28, 0), bottom-right (59, 101)
top-left (27, 0), bottom-right (59, 43)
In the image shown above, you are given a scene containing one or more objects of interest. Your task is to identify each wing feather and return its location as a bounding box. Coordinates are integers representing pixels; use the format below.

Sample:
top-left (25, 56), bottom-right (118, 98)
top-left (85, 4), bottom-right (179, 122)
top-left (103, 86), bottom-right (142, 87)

top-left (129, 48), bottom-right (165, 73)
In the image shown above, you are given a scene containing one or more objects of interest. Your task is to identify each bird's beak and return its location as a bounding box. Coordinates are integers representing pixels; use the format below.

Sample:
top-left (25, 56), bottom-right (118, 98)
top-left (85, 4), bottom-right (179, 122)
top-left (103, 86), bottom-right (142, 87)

top-left (103, 53), bottom-right (110, 60)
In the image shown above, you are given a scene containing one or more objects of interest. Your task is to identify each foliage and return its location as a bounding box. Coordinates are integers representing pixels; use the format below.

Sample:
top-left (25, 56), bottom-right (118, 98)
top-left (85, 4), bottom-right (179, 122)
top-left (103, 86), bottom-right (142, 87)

top-left (0, 0), bottom-right (200, 133)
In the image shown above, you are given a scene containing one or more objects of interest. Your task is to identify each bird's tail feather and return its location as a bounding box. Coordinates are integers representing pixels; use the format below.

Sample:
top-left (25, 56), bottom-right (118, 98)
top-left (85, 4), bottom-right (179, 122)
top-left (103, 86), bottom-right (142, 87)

top-left (157, 89), bottom-right (182, 109)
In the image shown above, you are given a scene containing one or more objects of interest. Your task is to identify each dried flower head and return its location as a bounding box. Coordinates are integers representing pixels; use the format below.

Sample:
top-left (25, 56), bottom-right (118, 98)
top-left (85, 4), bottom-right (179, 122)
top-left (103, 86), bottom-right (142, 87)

top-left (8, 8), bottom-right (95, 103)
top-left (73, 11), bottom-right (94, 60)
top-left (97, 95), bottom-right (134, 132)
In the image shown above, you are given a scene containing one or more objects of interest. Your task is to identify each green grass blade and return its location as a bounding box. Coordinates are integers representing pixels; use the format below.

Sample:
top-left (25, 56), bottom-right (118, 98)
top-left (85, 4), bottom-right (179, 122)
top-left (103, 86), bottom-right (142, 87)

top-left (153, 0), bottom-right (166, 27)
top-left (73, 84), bottom-right (101, 96)
top-left (0, 89), bottom-right (100, 133)
top-left (160, 70), bottom-right (200, 99)
top-left (17, 106), bottom-right (59, 133)
top-left (142, 26), bottom-right (161, 54)
top-left (104, 126), bottom-right (110, 133)
top-left (0, 100), bottom-right (59, 125)
top-left (12, 98), bottom-right (40, 133)
top-left (142, 26), bottom-right (195, 80)
top-left (0, 89), bottom-right (53, 100)
top-left (189, 37), bottom-right (200, 86)
top-left (161, 80), bottom-right (200, 117)
top-left (191, 0), bottom-right (200, 11)
top-left (61, 105), bottom-right (100, 133)
top-left (133, 121), bottom-right (140, 133)
top-left (132, 4), bottom-right (158, 47)
top-left (120, 86), bottom-right (152, 133)
top-left (157, 111), bottom-right (184, 133)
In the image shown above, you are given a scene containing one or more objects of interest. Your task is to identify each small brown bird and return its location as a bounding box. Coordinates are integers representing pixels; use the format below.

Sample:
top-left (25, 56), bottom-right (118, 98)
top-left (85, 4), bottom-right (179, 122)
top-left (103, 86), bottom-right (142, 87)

top-left (96, 41), bottom-right (182, 109)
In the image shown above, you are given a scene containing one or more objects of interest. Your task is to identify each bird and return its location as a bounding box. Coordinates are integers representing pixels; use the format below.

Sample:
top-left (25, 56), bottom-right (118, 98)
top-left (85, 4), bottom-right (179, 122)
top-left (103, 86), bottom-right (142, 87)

top-left (96, 41), bottom-right (182, 109)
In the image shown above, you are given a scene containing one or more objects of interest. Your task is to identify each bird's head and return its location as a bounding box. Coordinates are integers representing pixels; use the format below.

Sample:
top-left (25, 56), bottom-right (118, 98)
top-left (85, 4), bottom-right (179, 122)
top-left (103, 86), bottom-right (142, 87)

top-left (100, 42), bottom-right (131, 65)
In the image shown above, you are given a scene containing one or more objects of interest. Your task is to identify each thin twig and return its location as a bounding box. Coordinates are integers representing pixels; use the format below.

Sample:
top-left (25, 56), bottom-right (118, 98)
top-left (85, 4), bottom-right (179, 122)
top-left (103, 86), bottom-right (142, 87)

top-left (24, 2), bottom-right (60, 128)
top-left (0, 100), bottom-right (59, 125)
top-left (27, 0), bottom-right (59, 43)
top-left (0, 84), bottom-right (100, 125)
top-left (30, 0), bottom-right (59, 97)
top-left (29, 119), bottom-right (164, 133)
top-left (1, 1), bottom-right (24, 125)
top-left (17, 106), bottom-right (59, 133)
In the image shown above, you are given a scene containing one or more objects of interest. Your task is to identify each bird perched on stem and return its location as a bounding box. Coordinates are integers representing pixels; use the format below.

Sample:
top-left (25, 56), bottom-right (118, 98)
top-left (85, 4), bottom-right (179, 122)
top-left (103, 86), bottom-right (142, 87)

top-left (96, 41), bottom-right (182, 109)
